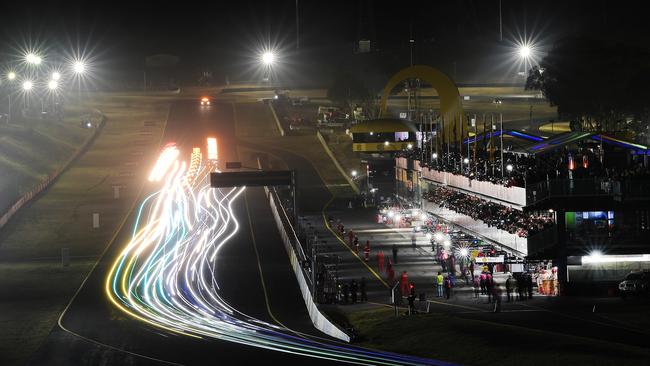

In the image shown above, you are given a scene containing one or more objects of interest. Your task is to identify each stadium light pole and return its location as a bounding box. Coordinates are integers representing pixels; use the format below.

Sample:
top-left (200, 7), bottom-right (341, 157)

top-left (6, 72), bottom-right (17, 124)
top-left (260, 51), bottom-right (276, 84)
top-left (47, 80), bottom-right (59, 113)
top-left (518, 45), bottom-right (532, 79)
top-left (25, 53), bottom-right (42, 66)
top-left (72, 61), bottom-right (85, 101)
top-left (22, 80), bottom-right (33, 110)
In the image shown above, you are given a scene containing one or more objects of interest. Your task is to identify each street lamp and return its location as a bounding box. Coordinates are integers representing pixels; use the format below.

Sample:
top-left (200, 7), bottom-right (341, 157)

top-left (22, 80), bottom-right (33, 110)
top-left (506, 164), bottom-right (513, 172)
top-left (52, 72), bottom-right (61, 81)
top-left (5, 72), bottom-right (18, 124)
top-left (48, 80), bottom-right (58, 90)
top-left (260, 51), bottom-right (276, 83)
top-left (73, 61), bottom-right (85, 74)
top-left (72, 60), bottom-right (86, 100)
top-left (519, 45), bottom-right (531, 59)
top-left (261, 51), bottom-right (275, 66)
top-left (26, 53), bottom-right (42, 65)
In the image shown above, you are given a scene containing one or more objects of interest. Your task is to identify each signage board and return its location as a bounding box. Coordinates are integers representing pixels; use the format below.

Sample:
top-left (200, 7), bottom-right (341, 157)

top-left (474, 255), bottom-right (504, 264)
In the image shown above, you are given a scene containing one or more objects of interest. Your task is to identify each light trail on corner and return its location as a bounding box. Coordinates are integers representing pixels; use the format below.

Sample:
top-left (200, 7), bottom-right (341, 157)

top-left (106, 143), bottom-right (451, 366)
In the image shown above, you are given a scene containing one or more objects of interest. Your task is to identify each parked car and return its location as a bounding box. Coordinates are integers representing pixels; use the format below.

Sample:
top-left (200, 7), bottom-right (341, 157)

top-left (618, 271), bottom-right (650, 298)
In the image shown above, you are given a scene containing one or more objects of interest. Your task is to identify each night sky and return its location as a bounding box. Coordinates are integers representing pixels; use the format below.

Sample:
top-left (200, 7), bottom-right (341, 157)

top-left (1, 1), bottom-right (648, 84)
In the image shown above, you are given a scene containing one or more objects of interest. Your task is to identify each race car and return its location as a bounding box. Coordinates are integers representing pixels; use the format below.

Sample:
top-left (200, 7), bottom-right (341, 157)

top-left (200, 97), bottom-right (211, 106)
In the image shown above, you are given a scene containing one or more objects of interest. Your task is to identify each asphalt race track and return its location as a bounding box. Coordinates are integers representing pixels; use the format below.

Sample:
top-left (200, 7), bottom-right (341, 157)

top-left (28, 101), bottom-right (342, 365)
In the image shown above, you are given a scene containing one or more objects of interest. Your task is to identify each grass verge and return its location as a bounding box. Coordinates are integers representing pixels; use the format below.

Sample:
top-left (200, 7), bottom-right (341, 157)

top-left (0, 94), bottom-right (170, 366)
top-left (346, 307), bottom-right (650, 366)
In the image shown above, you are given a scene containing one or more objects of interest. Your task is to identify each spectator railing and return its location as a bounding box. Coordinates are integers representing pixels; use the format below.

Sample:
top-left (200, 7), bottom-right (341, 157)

top-left (415, 161), bottom-right (527, 208)
top-left (403, 155), bottom-right (650, 207)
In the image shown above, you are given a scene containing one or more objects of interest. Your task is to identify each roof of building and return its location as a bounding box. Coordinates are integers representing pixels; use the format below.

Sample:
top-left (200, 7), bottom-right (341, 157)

top-left (512, 132), bottom-right (649, 155)
top-left (350, 118), bottom-right (418, 133)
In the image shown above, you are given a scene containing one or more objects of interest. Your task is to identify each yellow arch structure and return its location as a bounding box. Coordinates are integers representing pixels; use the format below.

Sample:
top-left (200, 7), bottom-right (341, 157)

top-left (379, 65), bottom-right (466, 145)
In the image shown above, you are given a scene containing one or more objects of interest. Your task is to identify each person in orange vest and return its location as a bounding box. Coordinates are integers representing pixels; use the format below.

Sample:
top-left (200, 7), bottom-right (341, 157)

top-left (400, 271), bottom-right (409, 296)
top-left (377, 251), bottom-right (385, 272)
top-left (353, 236), bottom-right (359, 253)
top-left (387, 259), bottom-right (395, 285)
top-left (348, 229), bottom-right (354, 247)
top-left (364, 240), bottom-right (371, 262)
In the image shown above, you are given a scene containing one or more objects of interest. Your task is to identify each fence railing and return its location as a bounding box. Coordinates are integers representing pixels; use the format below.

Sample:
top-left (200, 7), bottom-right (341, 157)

top-left (265, 186), bottom-right (350, 342)
top-left (0, 110), bottom-right (106, 230)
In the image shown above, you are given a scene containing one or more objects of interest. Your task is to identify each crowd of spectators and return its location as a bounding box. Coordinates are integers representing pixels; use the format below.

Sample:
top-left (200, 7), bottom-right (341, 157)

top-left (398, 144), bottom-right (650, 188)
top-left (423, 186), bottom-right (554, 238)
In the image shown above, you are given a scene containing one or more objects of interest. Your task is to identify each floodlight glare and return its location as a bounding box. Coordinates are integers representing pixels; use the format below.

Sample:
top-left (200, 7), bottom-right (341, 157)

top-left (460, 248), bottom-right (469, 257)
top-left (432, 152), bottom-right (438, 159)
top-left (519, 45), bottom-right (531, 59)
top-left (52, 72), bottom-right (61, 81)
top-left (7, 72), bottom-right (16, 80)
top-left (22, 80), bottom-right (33, 90)
top-left (261, 52), bottom-right (275, 65)
top-left (48, 80), bottom-right (58, 90)
top-left (506, 164), bottom-right (514, 172)
top-left (434, 232), bottom-right (444, 242)
top-left (463, 158), bottom-right (469, 164)
top-left (26, 53), bottom-right (42, 65)
top-left (351, 170), bottom-right (358, 177)
top-left (73, 61), bottom-right (85, 74)
top-left (407, 143), bottom-right (413, 149)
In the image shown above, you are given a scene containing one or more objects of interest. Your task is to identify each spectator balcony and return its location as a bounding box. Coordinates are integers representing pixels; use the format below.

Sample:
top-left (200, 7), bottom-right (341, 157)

top-left (398, 157), bottom-right (650, 209)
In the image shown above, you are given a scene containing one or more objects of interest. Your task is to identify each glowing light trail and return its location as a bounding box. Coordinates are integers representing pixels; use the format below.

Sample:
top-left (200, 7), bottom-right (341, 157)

top-left (107, 144), bottom-right (449, 365)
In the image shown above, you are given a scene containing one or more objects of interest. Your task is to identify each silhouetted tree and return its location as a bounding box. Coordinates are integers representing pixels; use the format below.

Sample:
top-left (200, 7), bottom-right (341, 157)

top-left (526, 37), bottom-right (650, 133)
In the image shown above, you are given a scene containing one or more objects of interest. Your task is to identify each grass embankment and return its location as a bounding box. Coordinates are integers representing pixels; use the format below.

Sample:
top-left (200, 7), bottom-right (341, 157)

top-left (347, 308), bottom-right (650, 366)
top-left (387, 98), bottom-right (557, 127)
top-left (322, 131), bottom-right (362, 179)
top-left (0, 106), bottom-right (92, 213)
top-left (0, 94), bottom-right (170, 366)
top-left (234, 101), bottom-right (355, 198)
top-left (245, 134), bottom-right (355, 198)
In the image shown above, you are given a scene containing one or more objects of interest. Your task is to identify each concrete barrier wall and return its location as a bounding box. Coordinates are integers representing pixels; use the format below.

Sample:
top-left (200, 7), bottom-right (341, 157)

top-left (0, 110), bottom-right (106, 230)
top-left (264, 186), bottom-right (351, 342)
top-left (422, 200), bottom-right (528, 256)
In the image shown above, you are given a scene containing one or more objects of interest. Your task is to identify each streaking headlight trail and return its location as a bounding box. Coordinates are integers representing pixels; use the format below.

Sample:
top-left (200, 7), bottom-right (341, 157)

top-left (106, 145), bottom-right (449, 366)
